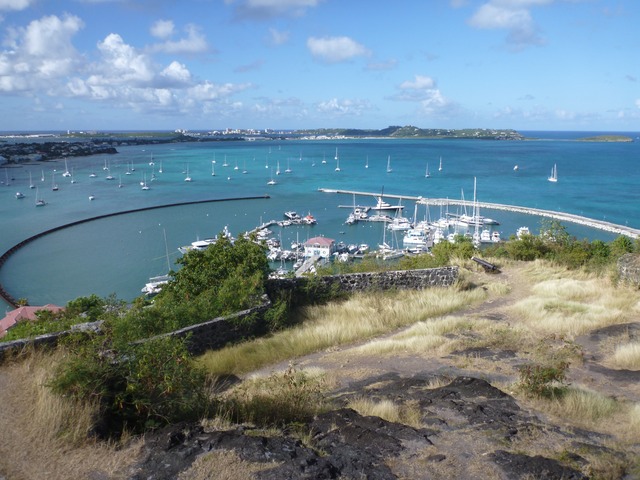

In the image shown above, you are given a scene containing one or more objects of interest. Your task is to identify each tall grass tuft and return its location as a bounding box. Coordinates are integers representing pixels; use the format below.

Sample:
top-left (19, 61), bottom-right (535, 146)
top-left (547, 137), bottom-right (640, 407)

top-left (347, 397), bottom-right (423, 429)
top-left (217, 365), bottom-right (331, 427)
top-left (507, 274), bottom-right (636, 337)
top-left (550, 387), bottom-right (620, 423)
top-left (198, 285), bottom-right (488, 376)
top-left (606, 342), bottom-right (640, 370)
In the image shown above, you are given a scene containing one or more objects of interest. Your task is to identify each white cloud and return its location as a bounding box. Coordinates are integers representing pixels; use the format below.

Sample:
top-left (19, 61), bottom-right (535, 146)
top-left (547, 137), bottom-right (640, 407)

top-left (316, 97), bottom-right (371, 116)
top-left (307, 36), bottom-right (370, 63)
top-left (0, 0), bottom-right (33, 11)
top-left (635, 99), bottom-right (640, 109)
top-left (229, 0), bottom-right (322, 20)
top-left (160, 61), bottom-right (192, 86)
top-left (97, 33), bottom-right (155, 85)
top-left (392, 74), bottom-right (455, 116)
top-left (468, 0), bottom-right (551, 50)
top-left (150, 20), bottom-right (175, 39)
top-left (268, 27), bottom-right (289, 46)
top-left (0, 14), bottom-right (83, 93)
top-left (149, 24), bottom-right (209, 54)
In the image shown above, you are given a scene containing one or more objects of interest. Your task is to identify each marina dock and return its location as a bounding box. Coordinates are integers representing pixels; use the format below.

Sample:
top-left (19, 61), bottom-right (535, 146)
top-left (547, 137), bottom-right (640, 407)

top-left (318, 188), bottom-right (640, 239)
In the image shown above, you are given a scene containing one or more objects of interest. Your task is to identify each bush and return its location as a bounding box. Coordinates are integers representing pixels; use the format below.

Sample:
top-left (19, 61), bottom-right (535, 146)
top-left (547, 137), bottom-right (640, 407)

top-left (50, 335), bottom-right (208, 437)
top-left (517, 361), bottom-right (570, 398)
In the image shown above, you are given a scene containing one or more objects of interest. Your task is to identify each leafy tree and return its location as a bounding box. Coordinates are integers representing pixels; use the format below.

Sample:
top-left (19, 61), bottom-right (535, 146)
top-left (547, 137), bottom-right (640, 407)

top-left (610, 235), bottom-right (635, 258)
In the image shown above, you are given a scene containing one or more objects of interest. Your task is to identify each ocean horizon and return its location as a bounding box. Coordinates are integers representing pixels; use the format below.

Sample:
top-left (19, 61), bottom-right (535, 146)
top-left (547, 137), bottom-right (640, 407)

top-left (1, 130), bottom-right (638, 310)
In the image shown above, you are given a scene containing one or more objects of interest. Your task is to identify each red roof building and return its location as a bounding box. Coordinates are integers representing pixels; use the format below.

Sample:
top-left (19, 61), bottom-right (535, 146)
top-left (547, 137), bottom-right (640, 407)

top-left (0, 304), bottom-right (64, 337)
top-left (303, 236), bottom-right (336, 259)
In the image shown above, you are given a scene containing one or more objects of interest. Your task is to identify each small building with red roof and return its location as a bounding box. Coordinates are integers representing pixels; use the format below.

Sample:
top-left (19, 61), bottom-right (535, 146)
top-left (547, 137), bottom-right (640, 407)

top-left (0, 304), bottom-right (64, 337)
top-left (303, 236), bottom-right (336, 259)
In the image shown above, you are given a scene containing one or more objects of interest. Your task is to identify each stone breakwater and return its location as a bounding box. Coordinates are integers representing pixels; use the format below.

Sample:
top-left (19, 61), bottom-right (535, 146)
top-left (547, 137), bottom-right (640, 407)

top-left (0, 266), bottom-right (458, 360)
top-left (319, 188), bottom-right (640, 239)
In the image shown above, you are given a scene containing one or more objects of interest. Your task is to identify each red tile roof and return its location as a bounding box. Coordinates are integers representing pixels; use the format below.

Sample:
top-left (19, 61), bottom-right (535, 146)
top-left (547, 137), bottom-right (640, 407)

top-left (0, 304), bottom-right (64, 337)
top-left (304, 236), bottom-right (335, 247)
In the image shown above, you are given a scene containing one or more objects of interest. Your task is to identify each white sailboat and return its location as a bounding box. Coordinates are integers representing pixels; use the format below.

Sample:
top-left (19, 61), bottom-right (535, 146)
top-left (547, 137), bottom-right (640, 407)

top-left (334, 147), bottom-right (339, 160)
top-left (335, 155), bottom-right (341, 172)
top-left (234, 158), bottom-right (239, 171)
top-left (365, 156), bottom-right (369, 169)
top-left (276, 160), bottom-right (281, 175)
top-left (184, 163), bottom-right (192, 182)
top-left (29, 171), bottom-right (35, 189)
top-left (548, 163), bottom-right (558, 182)
top-left (141, 173), bottom-right (150, 190)
top-left (438, 156), bottom-right (443, 172)
top-left (51, 171), bottom-right (59, 191)
top-left (142, 229), bottom-right (172, 297)
top-left (211, 161), bottom-right (216, 176)
top-left (62, 159), bottom-right (71, 177)
top-left (386, 155), bottom-right (392, 173)
top-left (35, 186), bottom-right (45, 206)
top-left (223, 155), bottom-right (229, 167)
top-left (158, 160), bottom-right (163, 174)
top-left (285, 159), bottom-right (292, 173)
top-left (267, 168), bottom-right (277, 185)
top-left (425, 163), bottom-right (430, 178)
top-left (70, 167), bottom-right (77, 184)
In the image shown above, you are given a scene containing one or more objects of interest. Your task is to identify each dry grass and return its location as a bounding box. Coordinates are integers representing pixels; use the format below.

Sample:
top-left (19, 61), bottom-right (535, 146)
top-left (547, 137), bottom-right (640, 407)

top-left (198, 284), bottom-right (489, 376)
top-left (346, 397), bottom-right (423, 429)
top-left (606, 342), bottom-right (640, 370)
top-left (0, 350), bottom-right (142, 480)
top-left (177, 449), bottom-right (276, 480)
top-left (506, 273), bottom-right (637, 338)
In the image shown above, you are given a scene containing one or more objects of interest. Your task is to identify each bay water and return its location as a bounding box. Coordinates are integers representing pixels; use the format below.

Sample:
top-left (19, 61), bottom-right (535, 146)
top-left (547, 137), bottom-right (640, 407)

top-left (1, 131), bottom-right (638, 309)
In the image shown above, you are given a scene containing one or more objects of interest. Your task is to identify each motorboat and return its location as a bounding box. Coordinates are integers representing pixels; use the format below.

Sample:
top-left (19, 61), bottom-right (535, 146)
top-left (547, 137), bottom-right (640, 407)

top-left (141, 274), bottom-right (170, 296)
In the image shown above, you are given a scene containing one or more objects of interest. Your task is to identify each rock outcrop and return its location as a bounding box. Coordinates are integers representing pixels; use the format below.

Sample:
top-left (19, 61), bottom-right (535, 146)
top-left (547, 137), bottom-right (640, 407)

top-left (127, 376), bottom-right (621, 479)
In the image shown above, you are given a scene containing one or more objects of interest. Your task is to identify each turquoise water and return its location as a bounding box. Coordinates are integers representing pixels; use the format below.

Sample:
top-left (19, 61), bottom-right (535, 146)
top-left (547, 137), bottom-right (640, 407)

top-left (1, 131), bottom-right (638, 308)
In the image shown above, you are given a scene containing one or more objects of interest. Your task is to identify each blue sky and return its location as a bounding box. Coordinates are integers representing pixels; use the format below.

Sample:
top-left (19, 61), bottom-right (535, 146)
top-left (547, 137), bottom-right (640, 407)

top-left (0, 0), bottom-right (638, 132)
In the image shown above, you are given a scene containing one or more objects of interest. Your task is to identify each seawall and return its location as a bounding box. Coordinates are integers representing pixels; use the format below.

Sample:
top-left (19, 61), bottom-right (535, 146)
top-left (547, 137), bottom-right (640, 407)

top-left (0, 195), bottom-right (270, 308)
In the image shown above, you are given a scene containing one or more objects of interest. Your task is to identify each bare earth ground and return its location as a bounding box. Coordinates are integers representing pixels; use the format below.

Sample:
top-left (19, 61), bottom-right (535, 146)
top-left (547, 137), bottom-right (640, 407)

top-left (1, 262), bottom-right (639, 479)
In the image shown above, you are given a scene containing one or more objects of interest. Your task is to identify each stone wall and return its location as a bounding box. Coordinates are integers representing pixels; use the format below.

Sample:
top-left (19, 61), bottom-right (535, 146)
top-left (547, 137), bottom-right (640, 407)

top-left (0, 266), bottom-right (458, 360)
top-left (618, 253), bottom-right (640, 287)
top-left (266, 266), bottom-right (459, 298)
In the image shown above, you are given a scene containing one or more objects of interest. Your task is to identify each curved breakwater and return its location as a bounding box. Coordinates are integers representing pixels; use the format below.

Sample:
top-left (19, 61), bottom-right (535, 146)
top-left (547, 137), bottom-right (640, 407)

top-left (0, 195), bottom-right (270, 308)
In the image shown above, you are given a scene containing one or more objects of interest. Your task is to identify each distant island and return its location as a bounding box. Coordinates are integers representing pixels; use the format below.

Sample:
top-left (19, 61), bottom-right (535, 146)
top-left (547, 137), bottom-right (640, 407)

top-left (0, 127), bottom-right (523, 165)
top-left (295, 126), bottom-right (524, 140)
top-left (577, 135), bottom-right (633, 142)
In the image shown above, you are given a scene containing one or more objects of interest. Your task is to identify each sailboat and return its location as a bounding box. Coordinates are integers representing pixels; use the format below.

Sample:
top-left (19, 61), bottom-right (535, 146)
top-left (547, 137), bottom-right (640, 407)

top-left (211, 161), bottom-right (216, 176)
top-left (438, 156), bottom-right (443, 172)
top-left (548, 163), bottom-right (558, 183)
top-left (234, 158), bottom-right (239, 171)
top-left (141, 229), bottom-right (172, 297)
top-left (141, 173), bottom-right (150, 190)
top-left (118, 174), bottom-right (123, 188)
top-left (41, 169), bottom-right (45, 182)
top-left (35, 186), bottom-right (45, 206)
top-left (425, 163), bottom-right (430, 178)
top-left (334, 147), bottom-right (339, 161)
top-left (158, 160), bottom-right (163, 174)
top-left (276, 160), bottom-right (281, 175)
top-left (62, 159), bottom-right (71, 177)
top-left (335, 155), bottom-right (341, 172)
top-left (184, 164), bottom-right (192, 182)
top-left (243, 159), bottom-right (248, 174)
top-left (70, 167), bottom-right (77, 184)
top-left (51, 171), bottom-right (59, 191)
top-left (322, 153), bottom-right (327, 164)
top-left (267, 168), bottom-right (277, 185)
top-left (365, 156), bottom-right (369, 169)
top-left (285, 159), bottom-right (292, 173)
top-left (386, 155), bottom-right (392, 173)
top-left (29, 171), bottom-right (35, 189)
top-left (223, 155), bottom-right (229, 167)
top-left (148, 153), bottom-right (154, 166)
top-left (103, 158), bottom-right (109, 171)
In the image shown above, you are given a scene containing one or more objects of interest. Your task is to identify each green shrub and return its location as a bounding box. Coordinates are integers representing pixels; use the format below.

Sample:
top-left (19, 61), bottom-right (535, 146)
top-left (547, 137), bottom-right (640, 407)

top-left (517, 361), bottom-right (570, 398)
top-left (50, 335), bottom-right (208, 437)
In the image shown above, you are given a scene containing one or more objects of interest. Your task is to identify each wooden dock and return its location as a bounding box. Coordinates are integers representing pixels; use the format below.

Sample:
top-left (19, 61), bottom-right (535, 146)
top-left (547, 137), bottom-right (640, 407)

top-left (318, 188), bottom-right (640, 239)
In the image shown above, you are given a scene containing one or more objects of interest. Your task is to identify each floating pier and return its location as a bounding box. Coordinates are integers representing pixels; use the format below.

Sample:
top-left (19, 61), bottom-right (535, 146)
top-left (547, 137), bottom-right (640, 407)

top-left (318, 188), bottom-right (640, 239)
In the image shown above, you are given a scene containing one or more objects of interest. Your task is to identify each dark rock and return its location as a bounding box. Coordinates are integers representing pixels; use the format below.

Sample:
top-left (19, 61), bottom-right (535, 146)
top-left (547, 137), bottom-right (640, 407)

top-left (491, 450), bottom-right (588, 479)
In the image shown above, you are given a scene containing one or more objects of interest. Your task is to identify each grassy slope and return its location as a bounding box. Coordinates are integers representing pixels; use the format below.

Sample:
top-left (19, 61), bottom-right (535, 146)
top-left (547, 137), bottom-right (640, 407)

top-left (1, 259), bottom-right (639, 478)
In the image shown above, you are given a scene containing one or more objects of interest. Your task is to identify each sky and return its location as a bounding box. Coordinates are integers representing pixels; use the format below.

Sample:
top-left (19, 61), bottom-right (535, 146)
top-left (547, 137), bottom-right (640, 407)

top-left (0, 0), bottom-right (638, 132)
